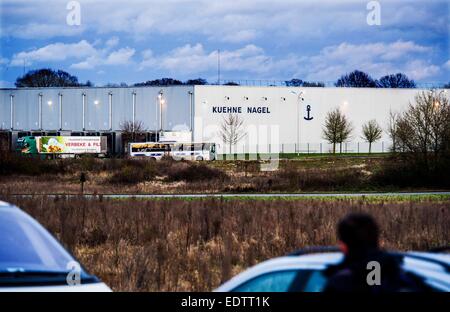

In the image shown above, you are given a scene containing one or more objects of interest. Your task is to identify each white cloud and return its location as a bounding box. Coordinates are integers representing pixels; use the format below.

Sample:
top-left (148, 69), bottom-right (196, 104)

top-left (106, 37), bottom-right (120, 48)
top-left (7, 0), bottom-right (444, 48)
top-left (296, 40), bottom-right (438, 81)
top-left (70, 59), bottom-right (95, 70)
top-left (137, 39), bottom-right (440, 80)
top-left (70, 46), bottom-right (135, 69)
top-left (404, 60), bottom-right (440, 80)
top-left (0, 80), bottom-right (13, 88)
top-left (216, 30), bottom-right (258, 43)
top-left (105, 47), bottom-right (135, 65)
top-left (139, 43), bottom-right (279, 75)
top-left (7, 36), bottom-right (442, 81)
top-left (144, 43), bottom-right (305, 81)
top-left (138, 49), bottom-right (155, 68)
top-left (10, 40), bottom-right (97, 66)
top-left (444, 60), bottom-right (450, 70)
top-left (0, 0), bottom-right (415, 42)
top-left (9, 38), bottom-right (135, 69)
top-left (3, 23), bottom-right (84, 39)
top-left (380, 41), bottom-right (431, 61)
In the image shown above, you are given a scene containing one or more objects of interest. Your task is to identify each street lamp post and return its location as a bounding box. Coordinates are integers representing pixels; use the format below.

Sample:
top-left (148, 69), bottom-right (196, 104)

top-left (58, 92), bottom-right (63, 131)
top-left (82, 92), bottom-right (86, 131)
top-left (10, 94), bottom-right (14, 131)
top-left (108, 92), bottom-right (113, 131)
top-left (38, 93), bottom-right (43, 131)
top-left (158, 90), bottom-right (164, 140)
top-left (132, 91), bottom-right (136, 133)
top-left (188, 91), bottom-right (193, 141)
top-left (290, 90), bottom-right (305, 154)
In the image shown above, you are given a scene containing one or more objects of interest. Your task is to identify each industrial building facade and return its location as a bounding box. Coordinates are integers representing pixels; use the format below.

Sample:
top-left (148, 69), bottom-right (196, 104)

top-left (0, 85), bottom-right (439, 155)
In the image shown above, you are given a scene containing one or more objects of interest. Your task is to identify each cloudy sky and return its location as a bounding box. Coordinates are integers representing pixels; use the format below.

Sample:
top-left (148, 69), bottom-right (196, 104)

top-left (0, 0), bottom-right (448, 87)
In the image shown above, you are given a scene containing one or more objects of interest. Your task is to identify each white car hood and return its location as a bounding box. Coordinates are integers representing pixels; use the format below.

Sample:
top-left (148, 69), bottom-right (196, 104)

top-left (0, 282), bottom-right (112, 292)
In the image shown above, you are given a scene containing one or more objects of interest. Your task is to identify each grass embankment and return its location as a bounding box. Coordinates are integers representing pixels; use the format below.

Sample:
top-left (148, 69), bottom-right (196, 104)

top-left (138, 194), bottom-right (450, 203)
top-left (2, 195), bottom-right (448, 291)
top-left (1, 153), bottom-right (448, 194)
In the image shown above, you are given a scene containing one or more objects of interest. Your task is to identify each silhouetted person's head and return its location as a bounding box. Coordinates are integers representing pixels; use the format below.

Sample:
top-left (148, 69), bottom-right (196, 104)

top-left (337, 213), bottom-right (379, 255)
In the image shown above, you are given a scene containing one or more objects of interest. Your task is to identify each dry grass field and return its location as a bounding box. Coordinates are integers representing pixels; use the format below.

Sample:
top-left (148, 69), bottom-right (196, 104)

top-left (2, 195), bottom-right (448, 291)
top-left (1, 154), bottom-right (447, 194)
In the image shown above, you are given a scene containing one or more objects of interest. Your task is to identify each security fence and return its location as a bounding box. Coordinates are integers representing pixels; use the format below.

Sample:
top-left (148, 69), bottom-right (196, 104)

top-left (218, 79), bottom-right (447, 89)
top-left (217, 141), bottom-right (392, 156)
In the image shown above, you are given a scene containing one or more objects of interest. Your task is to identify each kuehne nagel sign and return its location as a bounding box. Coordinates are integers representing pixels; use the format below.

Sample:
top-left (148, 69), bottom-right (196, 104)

top-left (212, 106), bottom-right (271, 114)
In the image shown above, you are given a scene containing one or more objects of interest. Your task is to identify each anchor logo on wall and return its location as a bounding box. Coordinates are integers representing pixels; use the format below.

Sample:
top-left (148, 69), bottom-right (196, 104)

top-left (304, 105), bottom-right (313, 121)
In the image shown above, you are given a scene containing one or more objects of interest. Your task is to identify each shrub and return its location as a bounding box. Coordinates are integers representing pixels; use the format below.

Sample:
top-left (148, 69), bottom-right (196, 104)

top-left (382, 90), bottom-right (450, 187)
top-left (108, 163), bottom-right (157, 184)
top-left (236, 161), bottom-right (260, 176)
top-left (166, 162), bottom-right (228, 182)
top-left (82, 226), bottom-right (108, 247)
top-left (275, 162), bottom-right (367, 191)
top-left (0, 152), bottom-right (66, 176)
top-left (372, 156), bottom-right (450, 188)
top-left (78, 156), bottom-right (99, 172)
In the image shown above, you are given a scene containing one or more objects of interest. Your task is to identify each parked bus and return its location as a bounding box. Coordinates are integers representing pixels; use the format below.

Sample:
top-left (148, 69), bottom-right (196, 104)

top-left (170, 143), bottom-right (216, 161)
top-left (129, 142), bottom-right (216, 161)
top-left (128, 142), bottom-right (171, 160)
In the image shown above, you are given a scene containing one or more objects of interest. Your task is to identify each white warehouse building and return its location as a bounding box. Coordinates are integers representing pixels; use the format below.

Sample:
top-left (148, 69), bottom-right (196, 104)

top-left (0, 85), bottom-right (441, 155)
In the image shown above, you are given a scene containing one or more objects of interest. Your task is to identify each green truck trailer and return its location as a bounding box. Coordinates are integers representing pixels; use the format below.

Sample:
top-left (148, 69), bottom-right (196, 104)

top-left (16, 136), bottom-right (108, 157)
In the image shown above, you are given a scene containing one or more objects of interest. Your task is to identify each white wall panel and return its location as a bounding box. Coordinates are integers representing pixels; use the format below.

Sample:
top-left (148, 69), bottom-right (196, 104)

top-left (10, 90), bottom-right (40, 130)
top-left (194, 86), bottom-right (447, 153)
top-left (60, 89), bottom-right (84, 131)
top-left (0, 92), bottom-right (11, 130)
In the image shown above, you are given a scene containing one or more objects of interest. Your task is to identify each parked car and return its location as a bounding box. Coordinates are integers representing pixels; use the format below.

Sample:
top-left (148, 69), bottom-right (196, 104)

top-left (0, 200), bottom-right (111, 291)
top-left (215, 247), bottom-right (450, 292)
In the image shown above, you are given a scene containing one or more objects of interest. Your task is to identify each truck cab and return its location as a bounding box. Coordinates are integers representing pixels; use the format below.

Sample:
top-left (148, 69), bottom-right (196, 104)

top-left (16, 136), bottom-right (38, 154)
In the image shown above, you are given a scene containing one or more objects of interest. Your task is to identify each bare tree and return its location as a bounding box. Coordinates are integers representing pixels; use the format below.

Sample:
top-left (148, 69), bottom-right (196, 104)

top-left (322, 108), bottom-right (353, 153)
top-left (335, 70), bottom-right (376, 88)
top-left (393, 90), bottom-right (450, 170)
top-left (15, 68), bottom-right (83, 87)
top-left (361, 120), bottom-right (382, 153)
top-left (220, 114), bottom-right (246, 154)
top-left (120, 120), bottom-right (147, 154)
top-left (120, 120), bottom-right (146, 140)
top-left (376, 73), bottom-right (416, 88)
top-left (387, 110), bottom-right (399, 152)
